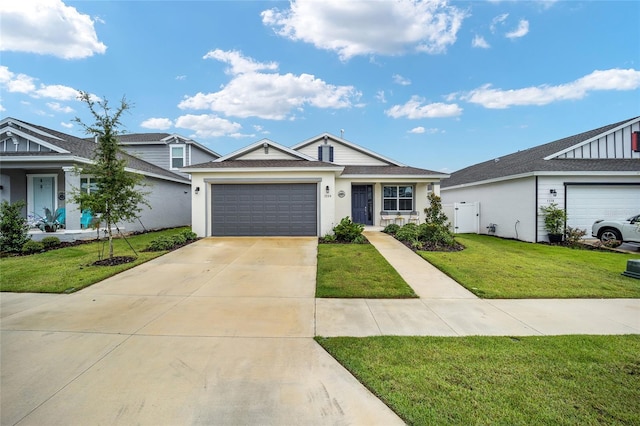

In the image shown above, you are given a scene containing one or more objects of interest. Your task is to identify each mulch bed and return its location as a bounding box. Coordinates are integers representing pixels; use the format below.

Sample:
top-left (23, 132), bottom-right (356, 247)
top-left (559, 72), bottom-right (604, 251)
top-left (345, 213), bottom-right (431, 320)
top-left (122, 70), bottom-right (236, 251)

top-left (92, 256), bottom-right (137, 266)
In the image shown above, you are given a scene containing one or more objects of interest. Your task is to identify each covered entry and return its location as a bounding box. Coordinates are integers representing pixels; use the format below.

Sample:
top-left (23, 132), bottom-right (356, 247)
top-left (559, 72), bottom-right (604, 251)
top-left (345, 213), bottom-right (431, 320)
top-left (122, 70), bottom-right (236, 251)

top-left (211, 183), bottom-right (318, 236)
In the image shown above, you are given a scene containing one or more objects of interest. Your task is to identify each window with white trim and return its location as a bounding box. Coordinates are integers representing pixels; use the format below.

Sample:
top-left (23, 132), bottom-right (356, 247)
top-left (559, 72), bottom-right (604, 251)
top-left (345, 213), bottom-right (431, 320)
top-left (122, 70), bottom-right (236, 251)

top-left (170, 145), bottom-right (185, 169)
top-left (80, 177), bottom-right (100, 194)
top-left (383, 185), bottom-right (413, 211)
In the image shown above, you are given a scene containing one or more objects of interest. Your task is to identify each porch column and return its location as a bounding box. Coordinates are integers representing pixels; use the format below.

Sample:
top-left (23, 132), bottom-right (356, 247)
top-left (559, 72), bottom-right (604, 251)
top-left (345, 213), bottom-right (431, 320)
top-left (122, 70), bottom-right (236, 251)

top-left (62, 167), bottom-right (81, 231)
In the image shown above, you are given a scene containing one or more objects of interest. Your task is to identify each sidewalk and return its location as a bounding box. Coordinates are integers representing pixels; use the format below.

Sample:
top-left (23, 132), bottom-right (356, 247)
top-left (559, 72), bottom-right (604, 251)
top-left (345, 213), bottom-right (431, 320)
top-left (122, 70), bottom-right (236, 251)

top-left (315, 231), bottom-right (640, 337)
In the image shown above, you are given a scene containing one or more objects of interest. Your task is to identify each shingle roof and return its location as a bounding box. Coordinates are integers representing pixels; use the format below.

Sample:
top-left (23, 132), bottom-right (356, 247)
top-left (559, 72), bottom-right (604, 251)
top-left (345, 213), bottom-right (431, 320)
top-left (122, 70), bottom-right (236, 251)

top-left (342, 165), bottom-right (448, 177)
top-left (442, 117), bottom-right (640, 188)
top-left (183, 159), bottom-right (341, 169)
top-left (116, 133), bottom-right (172, 142)
top-left (2, 118), bottom-right (189, 183)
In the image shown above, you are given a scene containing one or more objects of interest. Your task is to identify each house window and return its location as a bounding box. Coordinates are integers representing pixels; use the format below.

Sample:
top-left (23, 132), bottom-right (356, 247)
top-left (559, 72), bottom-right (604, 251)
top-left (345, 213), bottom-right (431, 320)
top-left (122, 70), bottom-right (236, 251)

top-left (80, 177), bottom-right (100, 194)
top-left (383, 185), bottom-right (413, 211)
top-left (170, 145), bottom-right (185, 169)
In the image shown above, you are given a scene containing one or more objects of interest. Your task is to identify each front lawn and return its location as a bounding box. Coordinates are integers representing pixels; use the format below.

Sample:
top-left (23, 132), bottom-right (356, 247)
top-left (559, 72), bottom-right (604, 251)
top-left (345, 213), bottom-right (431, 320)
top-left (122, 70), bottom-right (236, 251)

top-left (419, 234), bottom-right (640, 298)
top-left (316, 243), bottom-right (417, 298)
top-left (0, 228), bottom-right (194, 293)
top-left (317, 335), bottom-right (640, 426)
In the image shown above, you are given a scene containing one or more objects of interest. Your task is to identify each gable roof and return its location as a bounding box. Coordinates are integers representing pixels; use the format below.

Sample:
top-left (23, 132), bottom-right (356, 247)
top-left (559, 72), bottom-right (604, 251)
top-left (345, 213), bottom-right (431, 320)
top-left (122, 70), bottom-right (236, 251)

top-left (442, 117), bottom-right (640, 189)
top-left (214, 139), bottom-right (316, 162)
top-left (1, 117), bottom-right (190, 183)
top-left (292, 132), bottom-right (406, 166)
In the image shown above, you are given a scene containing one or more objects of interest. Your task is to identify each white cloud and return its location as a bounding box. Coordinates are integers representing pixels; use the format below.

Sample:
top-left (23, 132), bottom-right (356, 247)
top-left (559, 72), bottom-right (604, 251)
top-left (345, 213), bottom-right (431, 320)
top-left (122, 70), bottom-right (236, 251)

top-left (393, 74), bottom-right (411, 86)
top-left (375, 90), bottom-right (387, 103)
top-left (46, 102), bottom-right (74, 113)
top-left (60, 122), bottom-right (73, 129)
top-left (490, 13), bottom-right (509, 33)
top-left (409, 127), bottom-right (425, 134)
top-left (456, 68), bottom-right (640, 108)
top-left (34, 85), bottom-right (78, 100)
top-left (409, 126), bottom-right (442, 134)
top-left (472, 35), bottom-right (490, 49)
top-left (261, 0), bottom-right (466, 60)
top-left (141, 118), bottom-right (173, 130)
top-left (175, 114), bottom-right (244, 138)
top-left (386, 96), bottom-right (462, 119)
top-left (175, 75), bottom-right (186, 81)
top-left (179, 50), bottom-right (361, 120)
top-left (0, 66), bottom-right (92, 103)
top-left (0, 104), bottom-right (5, 112)
top-left (505, 19), bottom-right (529, 39)
top-left (0, 0), bottom-right (106, 59)
top-left (203, 49), bottom-right (278, 75)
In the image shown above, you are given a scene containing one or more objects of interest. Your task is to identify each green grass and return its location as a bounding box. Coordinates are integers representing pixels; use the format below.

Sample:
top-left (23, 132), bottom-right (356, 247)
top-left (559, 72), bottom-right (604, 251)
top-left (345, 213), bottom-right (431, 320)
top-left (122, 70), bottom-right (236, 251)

top-left (418, 234), bottom-right (640, 298)
top-left (0, 228), bottom-right (193, 293)
top-left (317, 335), bottom-right (640, 426)
top-left (316, 243), bottom-right (417, 298)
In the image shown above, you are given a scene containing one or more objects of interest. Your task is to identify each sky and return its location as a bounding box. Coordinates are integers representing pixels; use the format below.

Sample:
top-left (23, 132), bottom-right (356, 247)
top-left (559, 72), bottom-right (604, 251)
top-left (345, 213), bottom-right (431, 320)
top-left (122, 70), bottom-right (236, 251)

top-left (1, 0), bottom-right (639, 173)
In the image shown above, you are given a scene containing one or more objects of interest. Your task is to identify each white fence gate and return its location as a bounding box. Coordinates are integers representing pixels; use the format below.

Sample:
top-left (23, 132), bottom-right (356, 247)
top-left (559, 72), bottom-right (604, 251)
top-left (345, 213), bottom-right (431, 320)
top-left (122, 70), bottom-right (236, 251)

top-left (444, 202), bottom-right (480, 234)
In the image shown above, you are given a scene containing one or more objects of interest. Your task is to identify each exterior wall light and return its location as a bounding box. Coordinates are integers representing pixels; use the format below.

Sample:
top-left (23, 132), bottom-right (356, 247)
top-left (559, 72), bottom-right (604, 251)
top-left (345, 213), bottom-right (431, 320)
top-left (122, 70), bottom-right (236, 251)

top-left (195, 186), bottom-right (200, 194)
top-left (325, 185), bottom-right (330, 194)
top-left (549, 189), bottom-right (557, 196)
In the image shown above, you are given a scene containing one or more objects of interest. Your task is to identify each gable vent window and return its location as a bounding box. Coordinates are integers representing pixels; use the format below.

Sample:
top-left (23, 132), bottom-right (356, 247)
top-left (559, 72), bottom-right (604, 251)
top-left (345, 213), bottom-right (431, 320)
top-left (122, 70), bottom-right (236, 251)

top-left (318, 145), bottom-right (334, 162)
top-left (171, 145), bottom-right (185, 169)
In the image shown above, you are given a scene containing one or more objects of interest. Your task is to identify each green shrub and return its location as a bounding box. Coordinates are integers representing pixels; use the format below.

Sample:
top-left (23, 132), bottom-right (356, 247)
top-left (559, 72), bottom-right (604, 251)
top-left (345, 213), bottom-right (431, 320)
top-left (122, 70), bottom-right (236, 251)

top-left (352, 234), bottom-right (367, 244)
top-left (145, 235), bottom-right (175, 251)
top-left (321, 233), bottom-right (337, 243)
top-left (333, 217), bottom-right (364, 243)
top-left (172, 233), bottom-right (188, 245)
top-left (22, 240), bottom-right (44, 254)
top-left (0, 200), bottom-right (31, 253)
top-left (383, 223), bottom-right (400, 235)
top-left (41, 236), bottom-right (61, 249)
top-left (395, 223), bottom-right (419, 242)
top-left (179, 229), bottom-right (197, 241)
top-left (419, 223), bottom-right (456, 247)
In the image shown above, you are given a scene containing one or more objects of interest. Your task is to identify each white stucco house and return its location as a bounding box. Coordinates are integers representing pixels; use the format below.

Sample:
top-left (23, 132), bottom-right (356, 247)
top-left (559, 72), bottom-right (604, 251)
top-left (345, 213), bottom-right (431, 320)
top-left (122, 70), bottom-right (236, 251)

top-left (183, 133), bottom-right (449, 237)
top-left (441, 116), bottom-right (640, 243)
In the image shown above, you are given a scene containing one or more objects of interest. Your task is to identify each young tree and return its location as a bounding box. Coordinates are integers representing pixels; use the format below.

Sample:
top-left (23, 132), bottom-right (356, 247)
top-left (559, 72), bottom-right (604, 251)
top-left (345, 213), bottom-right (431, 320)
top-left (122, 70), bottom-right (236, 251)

top-left (72, 92), bottom-right (149, 259)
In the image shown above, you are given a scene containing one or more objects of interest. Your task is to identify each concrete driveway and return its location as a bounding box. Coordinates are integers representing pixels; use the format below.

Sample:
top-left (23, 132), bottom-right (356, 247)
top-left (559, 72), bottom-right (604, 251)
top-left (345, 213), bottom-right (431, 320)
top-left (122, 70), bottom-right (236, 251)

top-left (1, 237), bottom-right (403, 426)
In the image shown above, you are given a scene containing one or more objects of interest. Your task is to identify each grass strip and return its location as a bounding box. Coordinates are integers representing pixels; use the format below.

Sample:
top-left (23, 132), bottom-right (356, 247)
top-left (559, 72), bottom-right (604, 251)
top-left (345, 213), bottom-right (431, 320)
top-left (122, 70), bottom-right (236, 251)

top-left (418, 234), bottom-right (640, 298)
top-left (317, 335), bottom-right (640, 426)
top-left (316, 243), bottom-right (417, 298)
top-left (0, 228), bottom-right (192, 293)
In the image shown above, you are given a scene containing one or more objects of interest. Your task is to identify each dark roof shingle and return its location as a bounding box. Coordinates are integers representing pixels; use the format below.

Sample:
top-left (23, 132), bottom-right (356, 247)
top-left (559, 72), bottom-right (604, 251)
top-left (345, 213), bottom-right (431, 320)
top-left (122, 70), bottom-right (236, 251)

top-left (442, 117), bottom-right (639, 188)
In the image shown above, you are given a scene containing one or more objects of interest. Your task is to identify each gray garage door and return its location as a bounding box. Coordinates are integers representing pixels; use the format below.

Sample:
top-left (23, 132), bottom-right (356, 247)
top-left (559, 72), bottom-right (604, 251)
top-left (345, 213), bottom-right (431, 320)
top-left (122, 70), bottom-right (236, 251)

top-left (212, 183), bottom-right (317, 236)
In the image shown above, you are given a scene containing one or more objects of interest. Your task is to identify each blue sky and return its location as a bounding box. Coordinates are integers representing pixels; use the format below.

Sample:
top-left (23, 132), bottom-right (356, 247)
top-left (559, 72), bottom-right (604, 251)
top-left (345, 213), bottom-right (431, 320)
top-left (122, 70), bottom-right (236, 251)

top-left (1, 0), bottom-right (639, 172)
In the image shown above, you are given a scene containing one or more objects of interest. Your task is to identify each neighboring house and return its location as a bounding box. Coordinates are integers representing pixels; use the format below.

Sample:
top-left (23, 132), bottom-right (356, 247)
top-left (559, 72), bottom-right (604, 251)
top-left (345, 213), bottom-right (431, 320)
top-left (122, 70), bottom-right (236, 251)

top-left (117, 133), bottom-right (221, 179)
top-left (441, 117), bottom-right (640, 243)
top-left (183, 133), bottom-right (449, 237)
top-left (0, 117), bottom-right (194, 241)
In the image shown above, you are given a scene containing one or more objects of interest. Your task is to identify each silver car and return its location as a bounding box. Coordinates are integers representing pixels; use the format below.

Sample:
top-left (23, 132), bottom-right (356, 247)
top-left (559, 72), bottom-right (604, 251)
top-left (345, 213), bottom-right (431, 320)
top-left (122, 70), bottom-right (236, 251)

top-left (592, 214), bottom-right (640, 246)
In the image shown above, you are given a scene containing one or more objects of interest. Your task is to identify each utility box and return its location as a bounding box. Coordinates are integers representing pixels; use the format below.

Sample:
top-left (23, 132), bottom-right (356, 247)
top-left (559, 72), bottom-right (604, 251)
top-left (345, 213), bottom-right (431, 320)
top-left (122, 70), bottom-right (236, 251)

top-left (622, 259), bottom-right (640, 279)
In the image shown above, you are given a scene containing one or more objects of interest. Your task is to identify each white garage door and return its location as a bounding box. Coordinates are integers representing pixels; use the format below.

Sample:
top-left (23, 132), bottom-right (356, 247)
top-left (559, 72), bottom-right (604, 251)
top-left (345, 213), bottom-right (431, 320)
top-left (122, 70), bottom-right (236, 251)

top-left (566, 185), bottom-right (640, 232)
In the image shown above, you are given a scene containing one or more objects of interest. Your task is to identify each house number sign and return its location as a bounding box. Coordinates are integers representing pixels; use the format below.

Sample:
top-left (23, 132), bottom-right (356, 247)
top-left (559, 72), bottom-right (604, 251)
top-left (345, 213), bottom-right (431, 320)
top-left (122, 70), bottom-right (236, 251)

top-left (338, 190), bottom-right (346, 198)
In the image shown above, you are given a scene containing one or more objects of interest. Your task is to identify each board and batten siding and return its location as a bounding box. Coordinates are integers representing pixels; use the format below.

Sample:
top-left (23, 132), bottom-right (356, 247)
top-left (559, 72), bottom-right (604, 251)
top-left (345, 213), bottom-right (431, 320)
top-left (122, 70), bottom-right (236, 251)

top-left (554, 121), bottom-right (640, 159)
top-left (296, 142), bottom-right (389, 165)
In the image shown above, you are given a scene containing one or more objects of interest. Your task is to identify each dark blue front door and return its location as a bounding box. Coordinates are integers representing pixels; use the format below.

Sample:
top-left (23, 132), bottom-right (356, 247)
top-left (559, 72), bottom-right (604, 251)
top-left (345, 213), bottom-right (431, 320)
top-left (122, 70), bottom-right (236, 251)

top-left (352, 185), bottom-right (373, 225)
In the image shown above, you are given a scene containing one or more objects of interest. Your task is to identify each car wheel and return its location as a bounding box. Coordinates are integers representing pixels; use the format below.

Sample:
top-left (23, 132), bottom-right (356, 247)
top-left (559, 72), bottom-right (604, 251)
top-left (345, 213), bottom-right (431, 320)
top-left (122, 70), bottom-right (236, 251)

top-left (598, 228), bottom-right (623, 247)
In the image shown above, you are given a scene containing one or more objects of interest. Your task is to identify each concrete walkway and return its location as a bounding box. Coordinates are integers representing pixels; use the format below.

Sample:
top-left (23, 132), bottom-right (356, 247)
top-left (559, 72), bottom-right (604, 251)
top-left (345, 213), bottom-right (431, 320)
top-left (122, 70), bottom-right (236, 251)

top-left (1, 238), bottom-right (403, 426)
top-left (315, 231), bottom-right (640, 337)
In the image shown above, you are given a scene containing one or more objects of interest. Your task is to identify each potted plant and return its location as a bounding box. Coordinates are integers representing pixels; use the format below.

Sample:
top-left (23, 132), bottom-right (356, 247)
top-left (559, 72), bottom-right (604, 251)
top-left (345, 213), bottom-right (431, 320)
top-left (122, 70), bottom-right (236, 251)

top-left (35, 207), bottom-right (63, 233)
top-left (539, 202), bottom-right (566, 243)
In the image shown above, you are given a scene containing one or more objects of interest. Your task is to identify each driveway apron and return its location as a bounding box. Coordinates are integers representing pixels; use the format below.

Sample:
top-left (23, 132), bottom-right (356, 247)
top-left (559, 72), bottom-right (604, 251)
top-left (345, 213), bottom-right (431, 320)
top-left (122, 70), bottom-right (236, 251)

top-left (1, 237), bottom-right (403, 426)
